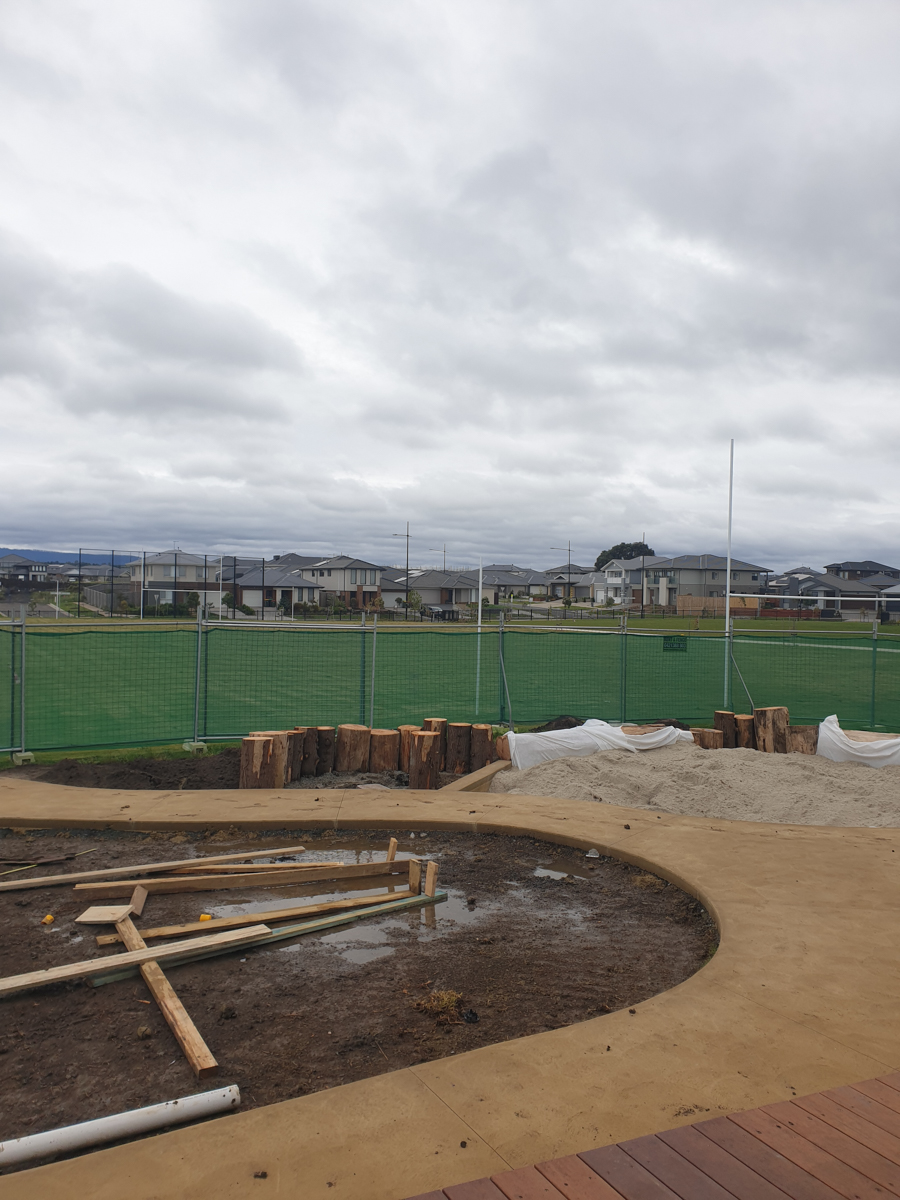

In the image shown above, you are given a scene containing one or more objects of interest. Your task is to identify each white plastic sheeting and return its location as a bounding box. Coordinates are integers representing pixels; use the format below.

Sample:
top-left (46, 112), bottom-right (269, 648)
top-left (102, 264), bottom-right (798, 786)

top-left (506, 720), bottom-right (694, 772)
top-left (816, 715), bottom-right (900, 768)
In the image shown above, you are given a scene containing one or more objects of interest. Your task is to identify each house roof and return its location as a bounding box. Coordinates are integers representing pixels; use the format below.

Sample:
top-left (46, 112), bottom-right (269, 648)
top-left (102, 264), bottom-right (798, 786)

top-left (823, 561), bottom-right (900, 574)
top-left (600, 556), bottom-right (671, 571)
top-left (654, 555), bottom-right (771, 572)
top-left (544, 563), bottom-right (594, 576)
top-left (308, 556), bottom-right (381, 571)
top-left (855, 573), bottom-right (900, 589)
top-left (237, 566), bottom-right (321, 588)
top-left (382, 570), bottom-right (478, 591)
top-left (0, 554), bottom-right (38, 566)
top-left (123, 551), bottom-right (208, 566)
top-left (265, 553), bottom-right (326, 570)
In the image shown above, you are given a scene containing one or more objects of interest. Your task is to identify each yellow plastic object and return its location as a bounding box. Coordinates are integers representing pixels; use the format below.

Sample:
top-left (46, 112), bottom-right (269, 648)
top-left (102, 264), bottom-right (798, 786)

top-left (41, 914), bottom-right (54, 925)
top-left (198, 914), bottom-right (212, 921)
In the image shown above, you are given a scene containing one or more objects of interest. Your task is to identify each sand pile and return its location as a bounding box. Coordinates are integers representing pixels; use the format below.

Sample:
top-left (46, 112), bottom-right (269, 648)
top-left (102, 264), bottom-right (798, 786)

top-left (488, 741), bottom-right (900, 826)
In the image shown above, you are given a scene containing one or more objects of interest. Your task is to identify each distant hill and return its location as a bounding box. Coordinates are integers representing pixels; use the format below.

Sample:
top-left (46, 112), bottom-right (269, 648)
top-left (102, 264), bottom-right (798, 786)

top-left (0, 548), bottom-right (114, 564)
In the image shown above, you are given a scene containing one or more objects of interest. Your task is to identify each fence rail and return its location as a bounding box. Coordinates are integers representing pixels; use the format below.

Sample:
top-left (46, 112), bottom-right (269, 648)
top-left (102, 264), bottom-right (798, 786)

top-left (2, 614), bottom-right (899, 754)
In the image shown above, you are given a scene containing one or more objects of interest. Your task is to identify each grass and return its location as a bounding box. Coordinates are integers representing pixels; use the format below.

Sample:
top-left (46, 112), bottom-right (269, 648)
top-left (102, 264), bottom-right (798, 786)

top-left (0, 741), bottom-right (241, 771)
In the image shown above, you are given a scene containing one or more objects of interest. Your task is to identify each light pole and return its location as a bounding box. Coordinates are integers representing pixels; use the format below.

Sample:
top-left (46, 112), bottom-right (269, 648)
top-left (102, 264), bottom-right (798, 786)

top-left (392, 523), bottom-right (410, 617)
top-left (551, 542), bottom-right (572, 607)
top-left (429, 545), bottom-right (447, 571)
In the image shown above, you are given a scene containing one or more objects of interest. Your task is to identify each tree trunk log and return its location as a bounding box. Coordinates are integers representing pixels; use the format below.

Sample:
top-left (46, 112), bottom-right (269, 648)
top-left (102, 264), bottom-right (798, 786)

top-left (469, 724), bottom-right (495, 771)
top-left (754, 706), bottom-right (790, 753)
top-left (788, 725), bottom-right (819, 754)
top-left (446, 724), bottom-right (471, 775)
top-left (409, 731), bottom-right (441, 790)
top-left (300, 726), bottom-right (318, 776)
top-left (315, 727), bottom-right (335, 775)
top-left (239, 736), bottom-right (274, 788)
top-left (735, 715), bottom-right (756, 749)
top-left (713, 711), bottom-right (736, 749)
top-left (691, 728), bottom-right (724, 749)
top-left (369, 729), bottom-right (400, 772)
top-left (335, 724), bottom-right (371, 773)
top-left (249, 731), bottom-right (289, 786)
top-left (397, 726), bottom-right (420, 773)
top-left (285, 730), bottom-right (303, 781)
top-left (423, 718), bottom-right (448, 770)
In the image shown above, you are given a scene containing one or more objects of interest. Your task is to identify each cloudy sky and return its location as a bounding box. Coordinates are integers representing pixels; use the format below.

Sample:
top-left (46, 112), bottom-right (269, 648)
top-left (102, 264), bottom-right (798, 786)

top-left (1, 1), bottom-right (899, 572)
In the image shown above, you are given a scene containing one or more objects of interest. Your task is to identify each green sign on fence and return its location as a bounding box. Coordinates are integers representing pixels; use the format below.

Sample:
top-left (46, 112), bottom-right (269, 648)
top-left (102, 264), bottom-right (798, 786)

top-left (663, 636), bottom-right (688, 652)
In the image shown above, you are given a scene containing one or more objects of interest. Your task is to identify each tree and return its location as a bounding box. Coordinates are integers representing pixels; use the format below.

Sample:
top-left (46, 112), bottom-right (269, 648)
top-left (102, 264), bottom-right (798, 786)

top-left (406, 590), bottom-right (422, 613)
top-left (594, 541), bottom-right (655, 571)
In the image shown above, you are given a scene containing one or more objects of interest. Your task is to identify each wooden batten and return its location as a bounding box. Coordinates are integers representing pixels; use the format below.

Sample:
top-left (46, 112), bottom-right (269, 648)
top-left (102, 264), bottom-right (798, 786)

top-left (408, 858), bottom-right (422, 894)
top-left (409, 730), bottom-right (441, 789)
top-left (446, 724), bottom-right (472, 775)
top-left (369, 729), bottom-right (400, 772)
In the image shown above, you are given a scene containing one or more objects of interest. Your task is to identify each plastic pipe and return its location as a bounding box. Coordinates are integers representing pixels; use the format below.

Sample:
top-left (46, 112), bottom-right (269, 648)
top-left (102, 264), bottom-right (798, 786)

top-left (0, 1085), bottom-right (240, 1168)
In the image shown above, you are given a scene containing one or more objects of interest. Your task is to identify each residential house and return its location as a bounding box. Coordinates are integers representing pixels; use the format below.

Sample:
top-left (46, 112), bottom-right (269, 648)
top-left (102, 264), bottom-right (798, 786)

top-left (235, 565), bottom-right (322, 611)
top-left (542, 563), bottom-right (595, 600)
top-left (0, 555), bottom-right (48, 582)
top-left (478, 565), bottom-right (549, 604)
top-left (123, 551), bottom-right (217, 607)
top-left (594, 554), bottom-right (770, 607)
top-left (823, 561), bottom-right (900, 582)
top-left (764, 568), bottom-right (881, 615)
top-left (380, 569), bottom-right (479, 611)
top-left (593, 556), bottom-right (673, 605)
top-left (302, 556), bottom-right (383, 608)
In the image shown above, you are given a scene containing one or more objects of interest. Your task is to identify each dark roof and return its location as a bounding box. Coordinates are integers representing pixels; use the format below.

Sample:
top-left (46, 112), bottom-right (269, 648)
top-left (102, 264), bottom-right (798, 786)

top-left (266, 553), bottom-right (325, 570)
top-left (655, 555), bottom-right (770, 572)
top-left (544, 564), bottom-right (593, 576)
top-left (823, 561), bottom-right (899, 574)
top-left (237, 566), bottom-right (321, 588)
top-left (382, 570), bottom-right (478, 590)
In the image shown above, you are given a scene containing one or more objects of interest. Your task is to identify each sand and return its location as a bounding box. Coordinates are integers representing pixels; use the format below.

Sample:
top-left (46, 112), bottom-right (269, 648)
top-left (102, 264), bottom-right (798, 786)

top-left (488, 742), bottom-right (900, 826)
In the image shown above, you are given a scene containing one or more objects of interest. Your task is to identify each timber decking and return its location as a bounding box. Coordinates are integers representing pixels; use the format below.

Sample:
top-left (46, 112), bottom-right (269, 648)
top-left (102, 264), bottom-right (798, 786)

top-left (409, 1071), bottom-right (900, 1200)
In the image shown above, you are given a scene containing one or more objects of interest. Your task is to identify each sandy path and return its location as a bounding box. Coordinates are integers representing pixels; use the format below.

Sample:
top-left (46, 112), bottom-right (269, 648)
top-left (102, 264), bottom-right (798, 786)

top-left (489, 741), bottom-right (900, 826)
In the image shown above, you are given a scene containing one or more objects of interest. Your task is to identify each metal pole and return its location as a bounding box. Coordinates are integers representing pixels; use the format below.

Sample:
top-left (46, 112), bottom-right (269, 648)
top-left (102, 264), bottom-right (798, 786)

top-left (140, 551), bottom-right (145, 621)
top-left (77, 549), bottom-right (82, 618)
top-left (359, 610), bottom-right (367, 724)
top-left (871, 619), bottom-right (878, 730)
top-left (174, 549), bottom-right (178, 617)
top-left (475, 555), bottom-right (483, 714)
top-left (19, 605), bottom-right (25, 753)
top-left (261, 555), bottom-right (265, 621)
top-left (724, 438), bottom-right (734, 709)
top-left (193, 603), bottom-right (203, 744)
top-left (232, 556), bottom-right (237, 619)
top-left (369, 613), bottom-right (378, 728)
top-left (110, 549), bottom-right (115, 617)
top-left (55, 578), bottom-right (59, 619)
top-left (218, 556), bottom-right (223, 620)
top-left (620, 607), bottom-right (628, 722)
top-left (405, 523), bottom-right (409, 618)
top-left (498, 611), bottom-right (513, 728)
top-left (640, 535), bottom-right (645, 620)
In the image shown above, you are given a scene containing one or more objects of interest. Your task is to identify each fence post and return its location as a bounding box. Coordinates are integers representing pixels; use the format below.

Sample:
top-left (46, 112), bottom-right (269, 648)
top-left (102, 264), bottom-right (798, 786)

top-left (19, 605), bottom-right (26, 754)
top-left (870, 619), bottom-right (878, 730)
top-left (368, 613), bottom-right (378, 729)
top-left (359, 610), bottom-right (367, 724)
top-left (619, 609), bottom-right (628, 722)
top-left (498, 613), bottom-right (513, 728)
top-left (193, 605), bottom-right (203, 744)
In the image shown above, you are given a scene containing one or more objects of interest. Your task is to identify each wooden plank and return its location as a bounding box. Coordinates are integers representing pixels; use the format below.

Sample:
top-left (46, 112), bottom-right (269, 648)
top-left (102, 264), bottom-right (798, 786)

top-left (91, 892), bottom-right (446, 985)
top-left (851, 1079), bottom-right (900, 1116)
top-left (694, 1117), bottom-right (845, 1200)
top-left (535, 1154), bottom-right (626, 1199)
top-left (75, 861), bottom-right (408, 898)
top-left (169, 861), bottom-right (342, 874)
top-left (409, 858), bottom-right (422, 895)
top-left (808, 1085), bottom-right (900, 1140)
top-left (491, 1164), bottom-right (565, 1198)
top-left (96, 890), bottom-right (416, 945)
top-left (76, 904), bottom-right (134, 924)
top-left (116, 916), bottom-right (218, 1080)
top-left (764, 1098), bottom-right (900, 1191)
top-left (404, 1192), bottom-right (446, 1200)
top-left (0, 924), bottom-right (272, 998)
top-left (844, 730), bottom-right (900, 743)
top-left (727, 1108), bottom-right (888, 1199)
top-left (579, 1145), bottom-right (682, 1198)
top-left (0, 845), bottom-right (306, 893)
top-left (617, 1134), bottom-right (737, 1199)
top-left (443, 1179), bottom-right (507, 1199)
top-left (656, 1125), bottom-right (792, 1200)
top-left (386, 837), bottom-right (398, 862)
top-left (439, 760), bottom-right (511, 793)
top-left (130, 885), bottom-right (148, 916)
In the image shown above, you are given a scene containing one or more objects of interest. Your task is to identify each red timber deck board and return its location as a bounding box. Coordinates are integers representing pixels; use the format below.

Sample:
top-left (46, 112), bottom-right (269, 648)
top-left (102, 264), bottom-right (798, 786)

top-left (405, 1074), bottom-right (900, 1200)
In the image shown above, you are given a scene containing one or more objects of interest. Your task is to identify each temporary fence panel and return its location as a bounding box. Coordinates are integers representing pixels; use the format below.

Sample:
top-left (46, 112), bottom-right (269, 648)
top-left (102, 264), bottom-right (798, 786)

top-left (5, 624), bottom-right (900, 754)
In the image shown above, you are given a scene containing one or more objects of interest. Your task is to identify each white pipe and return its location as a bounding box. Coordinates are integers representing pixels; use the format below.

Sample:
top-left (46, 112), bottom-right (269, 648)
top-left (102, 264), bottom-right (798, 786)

top-left (724, 438), bottom-right (734, 708)
top-left (0, 1085), bottom-right (240, 1167)
top-left (475, 555), bottom-right (483, 714)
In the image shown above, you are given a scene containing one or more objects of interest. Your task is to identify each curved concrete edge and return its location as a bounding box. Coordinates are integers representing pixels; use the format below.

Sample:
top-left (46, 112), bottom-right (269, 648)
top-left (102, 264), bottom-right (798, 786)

top-left (0, 782), bottom-right (899, 1199)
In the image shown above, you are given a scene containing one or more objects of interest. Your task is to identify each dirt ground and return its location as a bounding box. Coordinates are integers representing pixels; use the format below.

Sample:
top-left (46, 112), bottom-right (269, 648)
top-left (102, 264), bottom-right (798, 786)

top-left (0, 828), bottom-right (716, 1172)
top-left (2, 751), bottom-right (461, 790)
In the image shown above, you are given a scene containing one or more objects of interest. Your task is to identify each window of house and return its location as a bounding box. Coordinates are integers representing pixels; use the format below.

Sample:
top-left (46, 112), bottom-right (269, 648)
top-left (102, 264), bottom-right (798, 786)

top-left (732, 572), bottom-right (740, 580)
top-left (711, 571), bottom-right (719, 580)
top-left (350, 570), bottom-right (357, 584)
top-left (368, 570), bottom-right (376, 585)
top-left (327, 570), bottom-right (331, 576)
top-left (751, 574), bottom-right (758, 581)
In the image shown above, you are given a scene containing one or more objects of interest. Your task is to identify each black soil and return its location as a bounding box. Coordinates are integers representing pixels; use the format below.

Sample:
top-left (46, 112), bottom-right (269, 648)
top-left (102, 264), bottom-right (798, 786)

top-left (0, 828), bottom-right (717, 1173)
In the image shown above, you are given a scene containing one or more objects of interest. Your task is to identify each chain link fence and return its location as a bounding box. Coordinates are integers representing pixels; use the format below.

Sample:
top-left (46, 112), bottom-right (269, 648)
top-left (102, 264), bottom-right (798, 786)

top-left (2, 615), bottom-right (899, 754)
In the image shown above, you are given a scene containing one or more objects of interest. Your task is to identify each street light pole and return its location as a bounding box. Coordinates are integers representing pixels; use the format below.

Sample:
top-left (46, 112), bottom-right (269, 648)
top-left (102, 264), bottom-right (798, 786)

top-left (429, 545), bottom-right (447, 571)
top-left (551, 542), bottom-right (572, 607)
top-left (392, 523), bottom-right (410, 617)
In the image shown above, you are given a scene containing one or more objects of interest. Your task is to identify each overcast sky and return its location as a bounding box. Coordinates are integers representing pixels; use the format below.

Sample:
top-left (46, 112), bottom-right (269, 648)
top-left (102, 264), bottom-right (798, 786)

top-left (1, 2), bottom-right (899, 572)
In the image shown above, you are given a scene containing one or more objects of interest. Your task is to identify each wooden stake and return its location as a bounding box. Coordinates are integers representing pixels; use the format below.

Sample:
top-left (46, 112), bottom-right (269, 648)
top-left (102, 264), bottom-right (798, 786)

top-left (397, 725), bottom-right (420, 772)
top-left (408, 858), bottom-right (422, 894)
top-left (409, 730), bottom-right (441, 789)
top-left (446, 724), bottom-right (471, 775)
top-left (130, 885), bottom-right (148, 916)
top-left (335, 724), bottom-right (370, 773)
top-left (386, 837), bottom-right (398, 862)
top-left (713, 711), bottom-right (737, 749)
top-left (239, 736), bottom-right (274, 788)
top-left (754, 706), bottom-right (790, 753)
top-left (424, 861), bottom-right (438, 897)
top-left (315, 727), bottom-right (336, 775)
top-left (300, 726), bottom-right (318, 776)
top-left (735, 714), bottom-right (756, 749)
top-left (369, 729), bottom-right (400, 772)
top-left (788, 725), bottom-right (819, 754)
top-left (469, 724), bottom-right (495, 771)
top-left (423, 718), bottom-right (448, 770)
top-left (115, 916), bottom-right (218, 1079)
